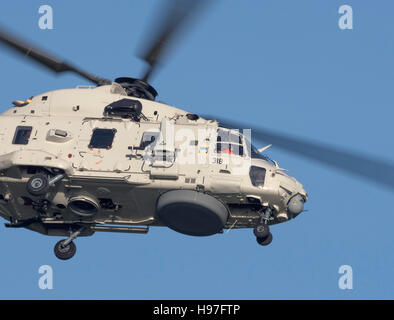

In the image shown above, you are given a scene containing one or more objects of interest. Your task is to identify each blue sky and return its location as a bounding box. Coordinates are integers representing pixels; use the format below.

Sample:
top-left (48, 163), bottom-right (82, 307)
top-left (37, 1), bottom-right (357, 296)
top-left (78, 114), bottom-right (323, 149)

top-left (0, 0), bottom-right (393, 299)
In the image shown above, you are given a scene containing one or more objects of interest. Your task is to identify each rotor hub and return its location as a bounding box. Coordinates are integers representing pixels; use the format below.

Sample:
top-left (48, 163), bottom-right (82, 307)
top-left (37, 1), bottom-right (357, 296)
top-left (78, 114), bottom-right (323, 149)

top-left (114, 77), bottom-right (158, 101)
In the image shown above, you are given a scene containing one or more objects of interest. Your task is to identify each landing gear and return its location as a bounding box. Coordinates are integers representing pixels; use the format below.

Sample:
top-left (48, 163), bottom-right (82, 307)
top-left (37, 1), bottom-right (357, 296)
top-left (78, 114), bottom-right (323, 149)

top-left (27, 174), bottom-right (49, 196)
top-left (26, 172), bottom-right (64, 197)
top-left (254, 207), bottom-right (274, 246)
top-left (256, 233), bottom-right (273, 246)
top-left (54, 240), bottom-right (76, 260)
top-left (253, 224), bottom-right (270, 238)
top-left (53, 226), bottom-right (84, 260)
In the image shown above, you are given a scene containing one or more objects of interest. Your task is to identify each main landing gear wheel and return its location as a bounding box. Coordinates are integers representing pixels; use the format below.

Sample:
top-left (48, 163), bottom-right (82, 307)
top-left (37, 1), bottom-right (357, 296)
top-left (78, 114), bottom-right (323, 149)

top-left (256, 232), bottom-right (273, 246)
top-left (53, 227), bottom-right (85, 260)
top-left (54, 240), bottom-right (77, 260)
top-left (26, 174), bottom-right (49, 196)
top-left (253, 224), bottom-right (270, 238)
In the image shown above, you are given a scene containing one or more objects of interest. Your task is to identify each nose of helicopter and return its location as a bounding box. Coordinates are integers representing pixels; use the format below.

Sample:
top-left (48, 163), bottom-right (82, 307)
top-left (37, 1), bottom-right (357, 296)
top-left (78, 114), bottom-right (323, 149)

top-left (287, 193), bottom-right (306, 216)
top-left (276, 172), bottom-right (308, 218)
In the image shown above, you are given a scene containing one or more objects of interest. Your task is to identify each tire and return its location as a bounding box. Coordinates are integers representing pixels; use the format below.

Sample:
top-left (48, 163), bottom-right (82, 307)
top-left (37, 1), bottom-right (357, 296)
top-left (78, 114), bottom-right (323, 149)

top-left (156, 190), bottom-right (229, 236)
top-left (54, 240), bottom-right (77, 260)
top-left (253, 224), bottom-right (270, 238)
top-left (256, 232), bottom-right (273, 246)
top-left (27, 174), bottom-right (49, 196)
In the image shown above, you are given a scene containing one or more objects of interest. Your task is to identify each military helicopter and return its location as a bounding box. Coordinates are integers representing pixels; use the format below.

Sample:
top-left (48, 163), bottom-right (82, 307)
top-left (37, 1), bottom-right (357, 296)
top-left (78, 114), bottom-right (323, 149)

top-left (1, 1), bottom-right (394, 260)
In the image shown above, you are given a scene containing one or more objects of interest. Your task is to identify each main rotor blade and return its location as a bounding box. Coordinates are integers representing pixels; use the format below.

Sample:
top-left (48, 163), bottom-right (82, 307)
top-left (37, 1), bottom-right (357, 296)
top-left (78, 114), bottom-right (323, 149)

top-left (139, 0), bottom-right (210, 82)
top-left (0, 26), bottom-right (111, 86)
top-left (211, 117), bottom-right (394, 190)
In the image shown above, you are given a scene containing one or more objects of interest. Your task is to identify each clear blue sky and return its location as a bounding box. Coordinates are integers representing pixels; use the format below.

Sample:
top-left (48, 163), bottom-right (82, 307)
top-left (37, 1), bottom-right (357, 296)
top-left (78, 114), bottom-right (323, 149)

top-left (0, 0), bottom-right (393, 299)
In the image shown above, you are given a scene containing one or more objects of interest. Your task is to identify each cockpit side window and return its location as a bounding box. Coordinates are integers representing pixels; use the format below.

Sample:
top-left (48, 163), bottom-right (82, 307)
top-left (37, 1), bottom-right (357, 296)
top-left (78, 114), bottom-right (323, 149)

top-left (250, 166), bottom-right (266, 187)
top-left (13, 126), bottom-right (32, 145)
top-left (216, 129), bottom-right (244, 156)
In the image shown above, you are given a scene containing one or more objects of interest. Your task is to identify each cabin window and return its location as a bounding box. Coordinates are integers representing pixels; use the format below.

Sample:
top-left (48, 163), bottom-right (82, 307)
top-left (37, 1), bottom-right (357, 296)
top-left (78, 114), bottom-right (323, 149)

top-left (216, 143), bottom-right (244, 156)
top-left (216, 129), bottom-right (244, 156)
top-left (13, 126), bottom-right (33, 145)
top-left (136, 131), bottom-right (160, 150)
top-left (89, 128), bottom-right (116, 149)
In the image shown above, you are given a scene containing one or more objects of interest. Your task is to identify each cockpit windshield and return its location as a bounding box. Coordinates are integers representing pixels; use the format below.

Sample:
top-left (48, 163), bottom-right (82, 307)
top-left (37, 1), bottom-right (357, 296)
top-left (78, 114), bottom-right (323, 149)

top-left (250, 144), bottom-right (275, 165)
top-left (218, 126), bottom-right (275, 165)
top-left (245, 138), bottom-right (275, 165)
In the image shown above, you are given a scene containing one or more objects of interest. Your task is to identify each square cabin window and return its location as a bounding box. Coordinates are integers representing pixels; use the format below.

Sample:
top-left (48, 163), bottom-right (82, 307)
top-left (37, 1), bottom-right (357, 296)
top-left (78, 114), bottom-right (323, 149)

top-left (13, 126), bottom-right (33, 145)
top-left (89, 128), bottom-right (116, 149)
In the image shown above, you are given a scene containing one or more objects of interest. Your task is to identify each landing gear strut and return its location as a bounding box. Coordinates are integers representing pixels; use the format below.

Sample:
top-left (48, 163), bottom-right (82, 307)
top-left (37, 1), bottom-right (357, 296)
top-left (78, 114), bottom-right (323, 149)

top-left (255, 207), bottom-right (274, 246)
top-left (54, 227), bottom-right (84, 260)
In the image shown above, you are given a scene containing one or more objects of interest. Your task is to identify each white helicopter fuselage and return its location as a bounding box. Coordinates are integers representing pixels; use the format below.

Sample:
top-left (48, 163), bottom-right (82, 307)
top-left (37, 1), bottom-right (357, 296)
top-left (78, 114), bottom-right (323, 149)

top-left (0, 83), bottom-right (307, 238)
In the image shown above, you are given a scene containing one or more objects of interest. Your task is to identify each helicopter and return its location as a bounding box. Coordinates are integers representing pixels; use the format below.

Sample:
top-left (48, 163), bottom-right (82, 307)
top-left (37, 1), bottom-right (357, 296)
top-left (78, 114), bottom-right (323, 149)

top-left (1, 1), bottom-right (394, 260)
